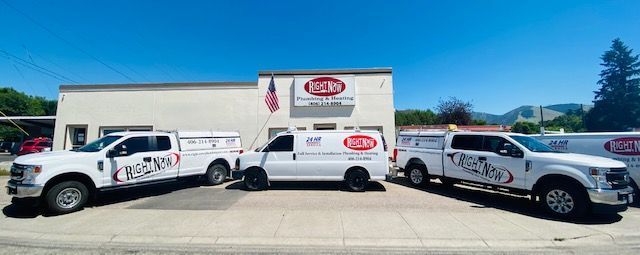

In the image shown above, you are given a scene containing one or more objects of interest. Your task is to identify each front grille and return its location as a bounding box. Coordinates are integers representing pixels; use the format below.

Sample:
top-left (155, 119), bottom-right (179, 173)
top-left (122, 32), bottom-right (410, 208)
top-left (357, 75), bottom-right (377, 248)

top-left (606, 168), bottom-right (629, 189)
top-left (9, 163), bottom-right (26, 181)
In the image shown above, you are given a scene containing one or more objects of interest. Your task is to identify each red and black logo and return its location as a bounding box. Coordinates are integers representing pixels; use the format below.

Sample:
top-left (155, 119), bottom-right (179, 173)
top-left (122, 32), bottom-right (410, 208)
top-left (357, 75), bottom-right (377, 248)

top-left (304, 77), bottom-right (346, 96)
top-left (449, 152), bottom-right (514, 184)
top-left (604, 137), bottom-right (640, 156)
top-left (344, 135), bottom-right (377, 151)
top-left (113, 153), bottom-right (180, 182)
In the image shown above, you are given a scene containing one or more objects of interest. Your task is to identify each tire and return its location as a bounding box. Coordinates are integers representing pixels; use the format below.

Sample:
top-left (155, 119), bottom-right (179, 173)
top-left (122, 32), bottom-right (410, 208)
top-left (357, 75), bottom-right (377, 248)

top-left (406, 164), bottom-right (428, 187)
top-left (244, 169), bottom-right (267, 191)
top-left (205, 163), bottom-right (228, 185)
top-left (540, 183), bottom-right (588, 219)
top-left (45, 181), bottom-right (89, 214)
top-left (345, 169), bottom-right (368, 192)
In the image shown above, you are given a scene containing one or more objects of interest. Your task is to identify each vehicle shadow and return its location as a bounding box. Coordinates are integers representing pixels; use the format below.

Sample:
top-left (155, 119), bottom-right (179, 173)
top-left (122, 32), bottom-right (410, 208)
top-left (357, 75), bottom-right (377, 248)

top-left (388, 176), bottom-right (623, 225)
top-left (225, 180), bottom-right (387, 192)
top-left (2, 178), bottom-right (227, 218)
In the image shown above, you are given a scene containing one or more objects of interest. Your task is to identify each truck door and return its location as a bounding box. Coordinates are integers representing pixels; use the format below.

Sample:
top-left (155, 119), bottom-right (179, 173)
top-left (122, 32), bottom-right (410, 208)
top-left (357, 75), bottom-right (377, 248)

top-left (443, 134), bottom-right (485, 182)
top-left (105, 135), bottom-right (180, 186)
top-left (480, 136), bottom-right (526, 189)
top-left (259, 135), bottom-right (297, 180)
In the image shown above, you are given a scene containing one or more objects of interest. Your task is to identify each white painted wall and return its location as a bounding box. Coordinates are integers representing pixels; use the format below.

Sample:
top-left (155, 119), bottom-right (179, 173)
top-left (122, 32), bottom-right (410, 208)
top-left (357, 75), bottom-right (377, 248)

top-left (53, 70), bottom-right (396, 151)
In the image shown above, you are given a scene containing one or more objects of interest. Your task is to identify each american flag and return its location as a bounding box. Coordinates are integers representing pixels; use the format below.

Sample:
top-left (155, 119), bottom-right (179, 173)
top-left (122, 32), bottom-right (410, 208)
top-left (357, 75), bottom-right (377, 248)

top-left (265, 74), bottom-right (280, 113)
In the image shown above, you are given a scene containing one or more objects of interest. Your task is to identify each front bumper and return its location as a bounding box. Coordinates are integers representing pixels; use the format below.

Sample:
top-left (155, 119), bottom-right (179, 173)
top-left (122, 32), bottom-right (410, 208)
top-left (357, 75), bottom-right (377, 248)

top-left (231, 170), bottom-right (245, 180)
top-left (6, 181), bottom-right (44, 198)
top-left (587, 186), bottom-right (634, 214)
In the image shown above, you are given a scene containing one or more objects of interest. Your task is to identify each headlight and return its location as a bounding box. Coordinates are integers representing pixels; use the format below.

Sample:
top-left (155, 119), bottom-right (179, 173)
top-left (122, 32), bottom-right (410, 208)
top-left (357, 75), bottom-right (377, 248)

top-left (22, 165), bottom-right (42, 184)
top-left (589, 167), bottom-right (610, 189)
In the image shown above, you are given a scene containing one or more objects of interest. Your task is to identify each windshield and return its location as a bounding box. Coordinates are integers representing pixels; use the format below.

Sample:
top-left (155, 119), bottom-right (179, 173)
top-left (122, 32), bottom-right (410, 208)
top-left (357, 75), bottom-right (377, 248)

top-left (509, 135), bottom-right (557, 153)
top-left (76, 135), bottom-right (122, 152)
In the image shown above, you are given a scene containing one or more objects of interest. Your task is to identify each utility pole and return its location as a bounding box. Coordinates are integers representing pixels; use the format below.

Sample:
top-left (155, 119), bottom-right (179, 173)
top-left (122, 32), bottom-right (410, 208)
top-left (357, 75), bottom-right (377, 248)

top-left (539, 105), bottom-right (545, 135)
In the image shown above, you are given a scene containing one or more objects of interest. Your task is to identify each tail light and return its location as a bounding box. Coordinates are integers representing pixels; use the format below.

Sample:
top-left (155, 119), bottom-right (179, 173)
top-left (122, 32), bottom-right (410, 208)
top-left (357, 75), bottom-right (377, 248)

top-left (239, 149), bottom-right (244, 154)
top-left (393, 148), bottom-right (398, 161)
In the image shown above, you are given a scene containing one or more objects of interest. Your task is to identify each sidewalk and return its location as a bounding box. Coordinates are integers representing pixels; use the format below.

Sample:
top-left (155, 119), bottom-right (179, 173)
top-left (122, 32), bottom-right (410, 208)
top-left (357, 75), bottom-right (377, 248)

top-left (1, 207), bottom-right (639, 250)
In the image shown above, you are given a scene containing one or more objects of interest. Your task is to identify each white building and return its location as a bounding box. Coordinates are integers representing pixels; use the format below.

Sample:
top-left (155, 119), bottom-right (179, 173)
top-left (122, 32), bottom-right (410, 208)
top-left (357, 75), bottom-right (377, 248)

top-left (53, 68), bottom-right (396, 151)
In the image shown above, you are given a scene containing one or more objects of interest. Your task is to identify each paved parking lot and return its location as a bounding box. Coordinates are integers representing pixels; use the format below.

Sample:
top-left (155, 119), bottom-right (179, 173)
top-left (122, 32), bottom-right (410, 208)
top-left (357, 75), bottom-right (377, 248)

top-left (1, 175), bottom-right (639, 254)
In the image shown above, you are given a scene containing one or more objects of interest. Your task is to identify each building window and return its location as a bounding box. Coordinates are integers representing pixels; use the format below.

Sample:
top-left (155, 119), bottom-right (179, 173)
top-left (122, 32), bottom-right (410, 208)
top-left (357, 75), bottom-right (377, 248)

top-left (66, 125), bottom-right (88, 149)
top-left (344, 126), bottom-right (384, 134)
top-left (268, 127), bottom-right (307, 139)
top-left (100, 126), bottom-right (153, 137)
top-left (313, 123), bottom-right (336, 130)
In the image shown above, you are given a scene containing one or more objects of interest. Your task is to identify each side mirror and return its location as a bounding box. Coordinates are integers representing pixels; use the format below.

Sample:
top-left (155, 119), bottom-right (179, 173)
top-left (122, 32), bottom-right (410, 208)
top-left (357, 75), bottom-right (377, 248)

top-left (510, 148), bottom-right (524, 158)
top-left (106, 149), bottom-right (118, 158)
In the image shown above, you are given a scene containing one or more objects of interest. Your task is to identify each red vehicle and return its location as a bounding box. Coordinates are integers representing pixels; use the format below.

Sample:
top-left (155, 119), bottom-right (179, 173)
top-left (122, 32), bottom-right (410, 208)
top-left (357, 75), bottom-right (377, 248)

top-left (16, 137), bottom-right (53, 156)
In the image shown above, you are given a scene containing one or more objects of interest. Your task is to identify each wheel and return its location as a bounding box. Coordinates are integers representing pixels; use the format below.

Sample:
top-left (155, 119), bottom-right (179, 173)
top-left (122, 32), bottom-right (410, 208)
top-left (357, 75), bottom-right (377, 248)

top-left (45, 181), bottom-right (89, 214)
top-left (540, 183), bottom-right (588, 219)
top-left (406, 164), bottom-right (428, 187)
top-left (345, 169), bottom-right (368, 192)
top-left (244, 169), bottom-right (267, 191)
top-left (205, 163), bottom-right (228, 185)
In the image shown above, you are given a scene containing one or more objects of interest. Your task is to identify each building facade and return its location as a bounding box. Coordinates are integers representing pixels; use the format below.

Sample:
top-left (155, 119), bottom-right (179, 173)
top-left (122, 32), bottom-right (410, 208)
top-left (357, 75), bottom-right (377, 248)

top-left (53, 68), bottom-right (396, 151)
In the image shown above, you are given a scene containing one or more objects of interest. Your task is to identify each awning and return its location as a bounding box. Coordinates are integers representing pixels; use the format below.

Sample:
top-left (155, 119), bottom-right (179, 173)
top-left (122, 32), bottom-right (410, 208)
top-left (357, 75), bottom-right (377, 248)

top-left (0, 116), bottom-right (56, 129)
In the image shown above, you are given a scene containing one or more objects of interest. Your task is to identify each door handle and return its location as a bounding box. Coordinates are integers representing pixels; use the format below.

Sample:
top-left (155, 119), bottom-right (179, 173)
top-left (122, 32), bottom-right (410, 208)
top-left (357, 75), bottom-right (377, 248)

top-left (478, 156), bottom-right (487, 161)
top-left (293, 153), bottom-right (296, 160)
top-left (143, 157), bottom-right (152, 162)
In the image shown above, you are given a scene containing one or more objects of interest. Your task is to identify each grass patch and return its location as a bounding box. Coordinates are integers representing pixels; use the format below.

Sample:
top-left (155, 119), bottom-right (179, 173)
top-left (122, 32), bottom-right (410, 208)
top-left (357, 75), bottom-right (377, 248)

top-left (0, 169), bottom-right (8, 176)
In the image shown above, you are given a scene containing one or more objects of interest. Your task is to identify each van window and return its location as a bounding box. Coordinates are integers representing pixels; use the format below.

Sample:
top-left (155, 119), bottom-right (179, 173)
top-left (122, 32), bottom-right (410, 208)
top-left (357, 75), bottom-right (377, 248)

top-left (265, 135), bottom-right (294, 152)
top-left (156, 136), bottom-right (171, 151)
top-left (451, 135), bottom-right (483, 151)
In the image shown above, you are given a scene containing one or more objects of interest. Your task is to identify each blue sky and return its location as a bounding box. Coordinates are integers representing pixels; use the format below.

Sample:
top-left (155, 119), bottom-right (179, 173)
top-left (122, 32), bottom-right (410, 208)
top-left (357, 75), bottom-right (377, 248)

top-left (1, 0), bottom-right (639, 114)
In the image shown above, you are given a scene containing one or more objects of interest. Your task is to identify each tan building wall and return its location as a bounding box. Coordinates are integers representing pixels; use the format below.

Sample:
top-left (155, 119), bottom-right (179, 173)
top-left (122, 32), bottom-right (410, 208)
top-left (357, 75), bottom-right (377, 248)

top-left (53, 68), bottom-right (396, 151)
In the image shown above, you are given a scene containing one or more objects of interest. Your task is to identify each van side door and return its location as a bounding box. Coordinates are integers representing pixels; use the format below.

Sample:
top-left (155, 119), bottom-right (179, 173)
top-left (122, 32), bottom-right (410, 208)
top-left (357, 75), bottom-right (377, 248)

top-left (260, 135), bottom-right (296, 180)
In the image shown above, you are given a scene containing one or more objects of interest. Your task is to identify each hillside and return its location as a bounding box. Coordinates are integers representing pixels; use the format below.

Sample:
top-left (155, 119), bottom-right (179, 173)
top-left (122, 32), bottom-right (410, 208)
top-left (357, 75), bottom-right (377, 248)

top-left (472, 103), bottom-right (592, 125)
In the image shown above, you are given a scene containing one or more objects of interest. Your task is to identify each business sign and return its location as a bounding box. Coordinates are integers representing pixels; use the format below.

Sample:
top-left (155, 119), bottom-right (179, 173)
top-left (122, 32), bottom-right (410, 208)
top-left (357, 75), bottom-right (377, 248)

top-left (294, 75), bottom-right (355, 106)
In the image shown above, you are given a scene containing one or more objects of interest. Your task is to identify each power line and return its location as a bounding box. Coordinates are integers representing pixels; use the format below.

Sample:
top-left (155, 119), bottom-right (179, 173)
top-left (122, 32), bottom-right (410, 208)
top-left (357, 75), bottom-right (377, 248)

top-left (1, 49), bottom-right (79, 84)
top-left (1, 0), bottom-right (138, 83)
top-left (24, 45), bottom-right (92, 83)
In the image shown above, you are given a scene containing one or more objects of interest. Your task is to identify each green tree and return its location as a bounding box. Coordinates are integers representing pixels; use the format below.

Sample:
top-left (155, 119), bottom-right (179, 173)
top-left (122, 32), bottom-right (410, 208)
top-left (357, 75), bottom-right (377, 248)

top-left (511, 121), bottom-right (540, 134)
top-left (0, 87), bottom-right (57, 141)
top-left (544, 112), bottom-right (586, 132)
top-left (585, 38), bottom-right (640, 131)
top-left (471, 119), bottom-right (487, 125)
top-left (395, 109), bottom-right (438, 126)
top-left (436, 97), bottom-right (473, 125)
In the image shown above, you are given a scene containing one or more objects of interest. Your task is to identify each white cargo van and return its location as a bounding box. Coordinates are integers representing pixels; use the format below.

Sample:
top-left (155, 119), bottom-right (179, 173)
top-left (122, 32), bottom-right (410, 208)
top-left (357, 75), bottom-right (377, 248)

top-left (6, 131), bottom-right (242, 214)
top-left (394, 130), bottom-right (633, 218)
top-left (533, 132), bottom-right (640, 201)
top-left (232, 129), bottom-right (389, 192)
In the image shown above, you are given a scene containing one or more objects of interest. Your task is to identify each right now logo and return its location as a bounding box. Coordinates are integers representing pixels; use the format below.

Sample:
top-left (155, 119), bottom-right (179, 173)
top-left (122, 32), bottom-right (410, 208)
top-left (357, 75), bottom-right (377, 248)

top-left (343, 135), bottom-right (377, 151)
top-left (449, 152), bottom-right (514, 184)
top-left (604, 137), bottom-right (640, 155)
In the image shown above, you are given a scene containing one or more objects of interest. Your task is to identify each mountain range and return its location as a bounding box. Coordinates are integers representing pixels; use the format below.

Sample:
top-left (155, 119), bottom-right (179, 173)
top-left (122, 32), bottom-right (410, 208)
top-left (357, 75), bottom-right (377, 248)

top-left (472, 103), bottom-right (593, 125)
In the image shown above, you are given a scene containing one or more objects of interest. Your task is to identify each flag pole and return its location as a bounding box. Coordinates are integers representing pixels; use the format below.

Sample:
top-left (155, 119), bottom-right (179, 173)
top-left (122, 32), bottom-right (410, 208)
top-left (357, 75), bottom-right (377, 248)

top-left (248, 73), bottom-right (276, 150)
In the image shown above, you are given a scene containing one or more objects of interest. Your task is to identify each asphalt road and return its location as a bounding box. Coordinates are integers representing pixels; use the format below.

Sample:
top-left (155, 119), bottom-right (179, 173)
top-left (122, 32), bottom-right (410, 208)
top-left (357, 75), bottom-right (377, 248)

top-left (0, 153), bottom-right (16, 163)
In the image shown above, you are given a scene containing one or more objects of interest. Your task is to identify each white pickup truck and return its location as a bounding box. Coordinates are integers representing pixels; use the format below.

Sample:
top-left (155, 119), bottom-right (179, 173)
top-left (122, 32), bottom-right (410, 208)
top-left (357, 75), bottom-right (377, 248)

top-left (6, 131), bottom-right (242, 214)
top-left (394, 131), bottom-right (633, 218)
